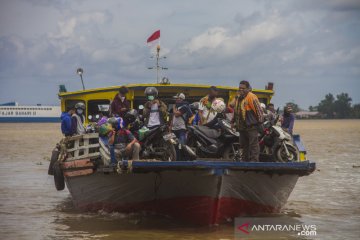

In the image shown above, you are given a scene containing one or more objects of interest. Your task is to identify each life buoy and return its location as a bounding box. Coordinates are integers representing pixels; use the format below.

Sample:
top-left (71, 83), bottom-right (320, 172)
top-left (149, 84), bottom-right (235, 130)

top-left (53, 162), bottom-right (65, 191)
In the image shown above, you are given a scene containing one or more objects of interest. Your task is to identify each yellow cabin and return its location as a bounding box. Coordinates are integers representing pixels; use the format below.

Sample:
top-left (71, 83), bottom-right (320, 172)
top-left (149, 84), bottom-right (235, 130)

top-left (58, 82), bottom-right (274, 123)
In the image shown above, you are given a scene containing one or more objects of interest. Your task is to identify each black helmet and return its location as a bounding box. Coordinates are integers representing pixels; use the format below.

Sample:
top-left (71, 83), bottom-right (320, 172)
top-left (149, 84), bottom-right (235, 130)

top-left (119, 86), bottom-right (129, 94)
top-left (124, 109), bottom-right (138, 124)
top-left (107, 117), bottom-right (124, 130)
top-left (75, 102), bottom-right (85, 110)
top-left (144, 87), bottom-right (158, 97)
top-left (107, 117), bottom-right (118, 128)
top-left (189, 102), bottom-right (199, 110)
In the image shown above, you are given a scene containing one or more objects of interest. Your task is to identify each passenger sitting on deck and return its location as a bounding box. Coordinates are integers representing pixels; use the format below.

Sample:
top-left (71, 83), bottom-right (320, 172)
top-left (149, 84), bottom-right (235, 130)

top-left (71, 102), bottom-right (86, 135)
top-left (110, 86), bottom-right (130, 118)
top-left (108, 117), bottom-right (140, 162)
top-left (143, 87), bottom-right (168, 129)
top-left (60, 107), bottom-right (75, 136)
top-left (261, 103), bottom-right (276, 124)
top-left (202, 99), bottom-right (227, 129)
top-left (266, 103), bottom-right (277, 124)
top-left (281, 105), bottom-right (295, 135)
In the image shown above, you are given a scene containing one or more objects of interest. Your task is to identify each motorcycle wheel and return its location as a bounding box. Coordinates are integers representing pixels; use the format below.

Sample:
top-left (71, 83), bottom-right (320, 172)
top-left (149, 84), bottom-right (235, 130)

top-left (223, 144), bottom-right (240, 161)
top-left (276, 144), bottom-right (298, 162)
top-left (183, 145), bottom-right (197, 160)
top-left (186, 135), bottom-right (201, 157)
top-left (157, 139), bottom-right (177, 161)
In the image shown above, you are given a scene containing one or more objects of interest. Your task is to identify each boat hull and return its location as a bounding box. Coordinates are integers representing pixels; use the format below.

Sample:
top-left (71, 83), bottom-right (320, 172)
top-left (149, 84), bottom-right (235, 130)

top-left (64, 162), bottom-right (306, 225)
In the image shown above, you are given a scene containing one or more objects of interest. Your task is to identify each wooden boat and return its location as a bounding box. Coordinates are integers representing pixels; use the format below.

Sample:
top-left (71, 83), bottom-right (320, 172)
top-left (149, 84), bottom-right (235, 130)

top-left (64, 159), bottom-right (315, 225)
top-left (50, 82), bottom-right (315, 225)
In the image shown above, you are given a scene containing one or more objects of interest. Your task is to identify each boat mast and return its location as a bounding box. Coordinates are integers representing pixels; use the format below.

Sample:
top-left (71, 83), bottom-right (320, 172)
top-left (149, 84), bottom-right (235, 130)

top-left (148, 45), bottom-right (168, 83)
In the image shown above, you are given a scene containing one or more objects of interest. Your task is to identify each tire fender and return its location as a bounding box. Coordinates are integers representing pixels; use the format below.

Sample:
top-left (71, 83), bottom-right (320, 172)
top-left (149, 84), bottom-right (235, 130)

top-left (53, 162), bottom-right (65, 191)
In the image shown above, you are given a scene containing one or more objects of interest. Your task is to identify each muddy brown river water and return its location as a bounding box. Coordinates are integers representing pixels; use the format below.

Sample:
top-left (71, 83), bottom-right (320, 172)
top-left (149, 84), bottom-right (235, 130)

top-left (0, 120), bottom-right (359, 239)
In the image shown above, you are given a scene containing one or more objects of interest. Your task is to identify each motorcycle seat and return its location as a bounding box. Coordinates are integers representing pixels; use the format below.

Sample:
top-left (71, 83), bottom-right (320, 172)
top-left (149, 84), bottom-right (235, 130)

top-left (195, 125), bottom-right (221, 139)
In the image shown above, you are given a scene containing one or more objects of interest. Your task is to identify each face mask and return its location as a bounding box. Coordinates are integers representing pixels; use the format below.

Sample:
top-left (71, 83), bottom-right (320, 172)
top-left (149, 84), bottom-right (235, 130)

top-left (148, 95), bottom-right (155, 101)
top-left (120, 97), bottom-right (125, 102)
top-left (77, 109), bottom-right (83, 115)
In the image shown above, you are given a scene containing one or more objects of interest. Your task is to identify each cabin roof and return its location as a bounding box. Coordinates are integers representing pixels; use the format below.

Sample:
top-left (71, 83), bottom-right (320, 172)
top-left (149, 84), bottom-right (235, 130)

top-left (58, 83), bottom-right (274, 98)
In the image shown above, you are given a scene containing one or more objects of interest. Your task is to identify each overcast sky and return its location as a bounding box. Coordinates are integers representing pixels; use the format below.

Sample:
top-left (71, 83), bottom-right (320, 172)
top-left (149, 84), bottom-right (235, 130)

top-left (0, 0), bottom-right (359, 109)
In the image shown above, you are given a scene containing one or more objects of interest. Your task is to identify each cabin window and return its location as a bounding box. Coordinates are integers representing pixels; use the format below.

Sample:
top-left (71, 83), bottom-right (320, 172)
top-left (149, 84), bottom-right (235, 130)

top-left (132, 92), bottom-right (230, 112)
top-left (65, 100), bottom-right (85, 112)
top-left (258, 98), bottom-right (269, 105)
top-left (87, 100), bottom-right (110, 120)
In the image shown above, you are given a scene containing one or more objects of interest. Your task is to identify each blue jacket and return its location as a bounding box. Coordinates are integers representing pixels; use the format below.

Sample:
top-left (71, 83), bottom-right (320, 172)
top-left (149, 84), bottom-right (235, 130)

top-left (61, 112), bottom-right (72, 135)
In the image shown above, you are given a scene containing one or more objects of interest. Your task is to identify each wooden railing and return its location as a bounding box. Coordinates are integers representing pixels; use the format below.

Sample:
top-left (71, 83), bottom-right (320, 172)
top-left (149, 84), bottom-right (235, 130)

top-left (64, 133), bottom-right (100, 161)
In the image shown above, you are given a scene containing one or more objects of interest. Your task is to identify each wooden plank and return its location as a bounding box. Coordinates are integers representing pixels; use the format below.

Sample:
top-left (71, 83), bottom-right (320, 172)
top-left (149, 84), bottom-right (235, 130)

top-left (84, 138), bottom-right (89, 156)
top-left (66, 133), bottom-right (99, 141)
top-left (66, 143), bottom-right (99, 152)
top-left (99, 148), bottom-right (111, 165)
top-left (62, 159), bottom-right (94, 169)
top-left (99, 140), bottom-right (110, 154)
top-left (82, 133), bottom-right (99, 139)
top-left (64, 169), bottom-right (94, 177)
top-left (66, 152), bottom-right (100, 161)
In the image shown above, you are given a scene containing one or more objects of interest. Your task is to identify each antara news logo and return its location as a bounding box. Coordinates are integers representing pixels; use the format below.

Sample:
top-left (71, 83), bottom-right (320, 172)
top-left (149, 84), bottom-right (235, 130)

top-left (235, 217), bottom-right (317, 238)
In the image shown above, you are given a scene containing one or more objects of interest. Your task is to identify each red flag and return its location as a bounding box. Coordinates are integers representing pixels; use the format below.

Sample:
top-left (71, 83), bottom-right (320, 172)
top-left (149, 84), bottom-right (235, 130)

top-left (147, 30), bottom-right (160, 43)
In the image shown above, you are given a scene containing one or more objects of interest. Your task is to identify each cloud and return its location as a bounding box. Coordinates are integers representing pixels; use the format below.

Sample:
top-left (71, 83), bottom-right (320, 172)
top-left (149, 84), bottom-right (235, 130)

top-left (293, 0), bottom-right (360, 12)
top-left (309, 47), bottom-right (360, 66)
top-left (0, 0), bottom-right (360, 108)
top-left (183, 12), bottom-right (287, 57)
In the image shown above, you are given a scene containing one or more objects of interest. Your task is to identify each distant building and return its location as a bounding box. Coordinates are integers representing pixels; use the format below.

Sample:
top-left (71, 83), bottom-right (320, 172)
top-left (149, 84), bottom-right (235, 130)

top-left (295, 111), bottom-right (321, 119)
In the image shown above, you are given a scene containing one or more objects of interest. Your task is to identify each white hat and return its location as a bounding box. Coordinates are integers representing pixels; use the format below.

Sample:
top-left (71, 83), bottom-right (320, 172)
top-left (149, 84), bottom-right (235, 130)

top-left (173, 93), bottom-right (185, 100)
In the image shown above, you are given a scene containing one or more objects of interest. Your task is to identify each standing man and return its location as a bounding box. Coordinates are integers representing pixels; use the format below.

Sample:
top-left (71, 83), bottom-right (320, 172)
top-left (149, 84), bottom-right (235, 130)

top-left (71, 102), bottom-right (86, 135)
top-left (281, 105), bottom-right (295, 135)
top-left (143, 87), bottom-right (168, 129)
top-left (60, 107), bottom-right (75, 136)
top-left (170, 93), bottom-right (192, 161)
top-left (110, 86), bottom-right (130, 118)
top-left (233, 80), bottom-right (263, 162)
top-left (198, 86), bottom-right (221, 125)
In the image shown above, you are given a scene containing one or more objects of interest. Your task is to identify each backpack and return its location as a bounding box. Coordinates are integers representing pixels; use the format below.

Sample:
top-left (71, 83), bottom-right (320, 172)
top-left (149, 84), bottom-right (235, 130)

top-left (178, 104), bottom-right (193, 126)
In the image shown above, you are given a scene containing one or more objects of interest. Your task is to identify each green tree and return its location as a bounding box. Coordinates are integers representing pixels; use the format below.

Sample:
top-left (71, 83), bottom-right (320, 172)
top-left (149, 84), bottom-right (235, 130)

top-left (317, 94), bottom-right (335, 118)
top-left (308, 105), bottom-right (318, 112)
top-left (334, 93), bottom-right (352, 118)
top-left (351, 104), bottom-right (360, 118)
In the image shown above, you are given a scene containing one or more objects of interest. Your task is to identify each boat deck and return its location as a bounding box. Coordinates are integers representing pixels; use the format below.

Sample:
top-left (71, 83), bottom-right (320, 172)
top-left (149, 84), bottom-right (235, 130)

top-left (110, 160), bottom-right (316, 176)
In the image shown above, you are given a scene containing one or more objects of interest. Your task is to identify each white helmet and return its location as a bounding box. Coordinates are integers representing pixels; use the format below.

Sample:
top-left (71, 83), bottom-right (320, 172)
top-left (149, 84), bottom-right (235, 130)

top-left (211, 99), bottom-right (226, 113)
top-left (260, 103), bottom-right (266, 110)
top-left (75, 102), bottom-right (85, 110)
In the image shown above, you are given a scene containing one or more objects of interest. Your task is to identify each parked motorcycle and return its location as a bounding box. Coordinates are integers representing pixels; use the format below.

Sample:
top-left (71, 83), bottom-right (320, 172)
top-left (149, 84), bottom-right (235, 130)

top-left (124, 109), bottom-right (195, 161)
top-left (187, 116), bottom-right (240, 160)
top-left (140, 125), bottom-right (178, 161)
top-left (259, 115), bottom-right (299, 162)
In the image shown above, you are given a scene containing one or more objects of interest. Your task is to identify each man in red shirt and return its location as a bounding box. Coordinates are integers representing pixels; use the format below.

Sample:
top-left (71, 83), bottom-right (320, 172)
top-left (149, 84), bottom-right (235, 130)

top-left (110, 86), bottom-right (130, 118)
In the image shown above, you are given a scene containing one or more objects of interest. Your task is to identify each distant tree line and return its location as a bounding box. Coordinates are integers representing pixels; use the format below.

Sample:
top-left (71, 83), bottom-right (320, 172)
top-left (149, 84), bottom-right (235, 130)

top-left (309, 93), bottom-right (360, 119)
top-left (282, 93), bottom-right (360, 119)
